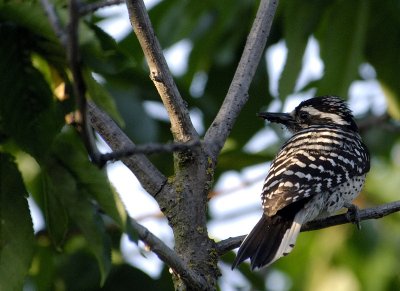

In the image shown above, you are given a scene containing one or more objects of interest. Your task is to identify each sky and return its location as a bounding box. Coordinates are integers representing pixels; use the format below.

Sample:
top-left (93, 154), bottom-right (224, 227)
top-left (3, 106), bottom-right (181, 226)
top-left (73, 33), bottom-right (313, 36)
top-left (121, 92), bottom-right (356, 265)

top-left (30, 1), bottom-right (387, 290)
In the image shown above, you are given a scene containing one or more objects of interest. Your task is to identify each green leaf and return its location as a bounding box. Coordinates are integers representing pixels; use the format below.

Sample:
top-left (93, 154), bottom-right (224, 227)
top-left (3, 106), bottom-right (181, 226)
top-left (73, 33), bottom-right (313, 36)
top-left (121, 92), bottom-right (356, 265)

top-left (0, 153), bottom-right (34, 290)
top-left (106, 86), bottom-right (159, 144)
top-left (42, 173), bottom-right (69, 248)
top-left (57, 249), bottom-right (102, 290)
top-left (316, 0), bottom-right (369, 97)
top-left (81, 22), bottom-right (136, 75)
top-left (278, 0), bottom-right (330, 99)
top-left (52, 128), bottom-right (126, 228)
top-left (42, 156), bottom-right (111, 285)
top-left (83, 68), bottom-right (125, 126)
top-left (0, 2), bottom-right (57, 42)
top-left (0, 24), bottom-right (63, 160)
top-left (125, 218), bottom-right (139, 244)
top-left (29, 240), bottom-right (57, 291)
top-left (102, 264), bottom-right (174, 291)
top-left (365, 1), bottom-right (400, 119)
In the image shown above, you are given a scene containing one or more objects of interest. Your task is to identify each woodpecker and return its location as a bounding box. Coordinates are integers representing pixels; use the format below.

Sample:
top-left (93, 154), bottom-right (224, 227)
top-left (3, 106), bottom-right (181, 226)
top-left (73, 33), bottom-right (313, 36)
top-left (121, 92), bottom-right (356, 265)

top-left (232, 96), bottom-right (370, 269)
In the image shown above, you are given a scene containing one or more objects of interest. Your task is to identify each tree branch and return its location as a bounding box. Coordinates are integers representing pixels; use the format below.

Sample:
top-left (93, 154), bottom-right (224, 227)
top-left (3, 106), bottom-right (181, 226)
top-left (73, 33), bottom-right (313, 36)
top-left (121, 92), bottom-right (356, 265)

top-left (204, 0), bottom-right (278, 161)
top-left (41, 0), bottom-right (102, 163)
top-left (216, 201), bottom-right (400, 256)
top-left (100, 140), bottom-right (201, 163)
top-left (67, 0), bottom-right (102, 164)
top-left (358, 113), bottom-right (389, 132)
top-left (358, 113), bottom-right (400, 133)
top-left (88, 101), bottom-right (167, 197)
top-left (79, 0), bottom-right (124, 15)
top-left (125, 0), bottom-right (198, 142)
top-left (39, 0), bottom-right (67, 45)
top-left (129, 218), bottom-right (207, 290)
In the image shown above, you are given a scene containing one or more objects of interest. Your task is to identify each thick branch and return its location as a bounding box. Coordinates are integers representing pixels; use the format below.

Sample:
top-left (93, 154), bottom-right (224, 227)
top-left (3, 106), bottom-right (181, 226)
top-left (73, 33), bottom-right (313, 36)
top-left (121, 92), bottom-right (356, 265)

top-left (88, 102), bottom-right (166, 196)
top-left (204, 0), bottom-right (278, 161)
top-left (100, 140), bottom-right (201, 163)
top-left (216, 201), bottom-right (400, 256)
top-left (129, 218), bottom-right (207, 290)
top-left (125, 0), bottom-right (197, 142)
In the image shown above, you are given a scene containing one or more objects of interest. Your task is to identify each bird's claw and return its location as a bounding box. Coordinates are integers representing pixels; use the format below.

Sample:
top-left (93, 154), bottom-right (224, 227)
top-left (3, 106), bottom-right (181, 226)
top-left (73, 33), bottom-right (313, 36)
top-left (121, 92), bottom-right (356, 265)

top-left (344, 203), bottom-right (361, 230)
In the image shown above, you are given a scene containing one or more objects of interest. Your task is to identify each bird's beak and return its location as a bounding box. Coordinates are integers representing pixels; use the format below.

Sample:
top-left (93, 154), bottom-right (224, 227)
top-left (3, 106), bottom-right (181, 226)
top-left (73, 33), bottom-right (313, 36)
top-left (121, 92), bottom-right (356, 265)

top-left (257, 112), bottom-right (298, 133)
top-left (257, 112), bottom-right (294, 125)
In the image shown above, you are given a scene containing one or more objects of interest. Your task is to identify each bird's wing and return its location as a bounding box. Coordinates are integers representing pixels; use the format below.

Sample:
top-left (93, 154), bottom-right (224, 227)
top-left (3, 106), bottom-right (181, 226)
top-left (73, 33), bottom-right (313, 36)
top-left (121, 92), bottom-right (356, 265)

top-left (261, 132), bottom-right (369, 217)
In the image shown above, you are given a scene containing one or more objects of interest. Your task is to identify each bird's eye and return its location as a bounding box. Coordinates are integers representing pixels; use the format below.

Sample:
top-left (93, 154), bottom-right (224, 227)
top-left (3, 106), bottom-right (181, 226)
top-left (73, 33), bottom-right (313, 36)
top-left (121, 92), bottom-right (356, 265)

top-left (299, 111), bottom-right (310, 121)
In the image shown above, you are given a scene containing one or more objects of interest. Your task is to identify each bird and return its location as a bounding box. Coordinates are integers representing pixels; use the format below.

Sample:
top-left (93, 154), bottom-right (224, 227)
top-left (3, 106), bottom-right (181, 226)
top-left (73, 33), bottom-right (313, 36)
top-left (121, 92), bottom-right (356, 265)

top-left (231, 95), bottom-right (370, 270)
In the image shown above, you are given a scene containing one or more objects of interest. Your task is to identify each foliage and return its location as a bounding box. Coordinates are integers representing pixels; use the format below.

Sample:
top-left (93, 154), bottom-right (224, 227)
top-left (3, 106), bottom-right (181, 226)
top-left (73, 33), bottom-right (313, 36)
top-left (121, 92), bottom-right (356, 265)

top-left (0, 0), bottom-right (400, 290)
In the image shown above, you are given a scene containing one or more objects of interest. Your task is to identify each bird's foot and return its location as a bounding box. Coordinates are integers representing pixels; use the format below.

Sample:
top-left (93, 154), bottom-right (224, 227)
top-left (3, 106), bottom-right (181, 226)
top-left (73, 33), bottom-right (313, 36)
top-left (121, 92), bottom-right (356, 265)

top-left (344, 203), bottom-right (361, 230)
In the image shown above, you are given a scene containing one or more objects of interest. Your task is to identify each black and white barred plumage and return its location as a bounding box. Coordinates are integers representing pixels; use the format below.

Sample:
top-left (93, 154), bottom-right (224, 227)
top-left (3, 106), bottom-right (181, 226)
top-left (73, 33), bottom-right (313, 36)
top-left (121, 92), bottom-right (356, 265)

top-left (232, 96), bottom-right (370, 269)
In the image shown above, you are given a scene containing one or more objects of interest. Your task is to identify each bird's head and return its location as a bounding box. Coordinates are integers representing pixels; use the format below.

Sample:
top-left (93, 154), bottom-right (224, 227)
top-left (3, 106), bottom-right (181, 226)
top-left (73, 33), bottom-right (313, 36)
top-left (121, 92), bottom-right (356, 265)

top-left (258, 96), bottom-right (359, 133)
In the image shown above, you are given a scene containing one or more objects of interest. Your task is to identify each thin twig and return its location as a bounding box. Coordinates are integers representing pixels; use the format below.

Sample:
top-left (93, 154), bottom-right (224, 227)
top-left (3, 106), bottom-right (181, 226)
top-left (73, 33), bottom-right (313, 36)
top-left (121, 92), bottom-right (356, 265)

top-left (100, 140), bottom-right (201, 163)
top-left (358, 113), bottom-right (389, 132)
top-left (79, 0), bottom-right (124, 15)
top-left (41, 0), bottom-right (101, 162)
top-left (88, 101), bottom-right (167, 197)
top-left (358, 113), bottom-right (400, 133)
top-left (216, 201), bottom-right (400, 256)
top-left (129, 218), bottom-right (208, 289)
top-left (67, 0), bottom-right (101, 164)
top-left (125, 0), bottom-right (198, 142)
top-left (208, 174), bottom-right (266, 200)
top-left (39, 0), bottom-right (67, 45)
top-left (204, 0), bottom-right (279, 162)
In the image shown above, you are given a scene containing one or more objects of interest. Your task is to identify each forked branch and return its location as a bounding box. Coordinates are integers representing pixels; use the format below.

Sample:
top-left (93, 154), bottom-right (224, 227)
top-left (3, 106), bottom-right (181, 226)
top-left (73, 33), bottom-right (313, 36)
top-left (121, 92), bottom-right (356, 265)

top-left (88, 102), bottom-right (166, 197)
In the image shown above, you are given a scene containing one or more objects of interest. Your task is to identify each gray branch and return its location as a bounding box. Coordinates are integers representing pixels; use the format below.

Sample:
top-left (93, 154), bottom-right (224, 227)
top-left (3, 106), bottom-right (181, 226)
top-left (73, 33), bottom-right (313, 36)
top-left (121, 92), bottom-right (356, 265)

top-left (129, 218), bottom-right (207, 290)
top-left (216, 201), bottom-right (400, 256)
top-left (125, 0), bottom-right (198, 142)
top-left (100, 140), bottom-right (201, 163)
top-left (67, 0), bottom-right (102, 164)
top-left (88, 102), bottom-right (167, 197)
top-left (204, 0), bottom-right (279, 161)
top-left (39, 0), bottom-right (67, 45)
top-left (41, 0), bottom-right (102, 163)
top-left (79, 0), bottom-right (124, 15)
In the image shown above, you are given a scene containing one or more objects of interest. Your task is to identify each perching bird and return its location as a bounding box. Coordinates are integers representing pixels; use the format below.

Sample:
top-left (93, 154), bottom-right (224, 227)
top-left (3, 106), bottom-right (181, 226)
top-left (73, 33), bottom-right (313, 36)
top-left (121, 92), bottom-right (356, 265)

top-left (232, 96), bottom-right (370, 269)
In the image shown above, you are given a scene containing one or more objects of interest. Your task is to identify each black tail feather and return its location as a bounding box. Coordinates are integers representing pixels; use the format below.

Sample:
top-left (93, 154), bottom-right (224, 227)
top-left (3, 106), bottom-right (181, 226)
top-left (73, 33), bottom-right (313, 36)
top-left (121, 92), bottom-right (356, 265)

top-left (231, 214), bottom-right (294, 270)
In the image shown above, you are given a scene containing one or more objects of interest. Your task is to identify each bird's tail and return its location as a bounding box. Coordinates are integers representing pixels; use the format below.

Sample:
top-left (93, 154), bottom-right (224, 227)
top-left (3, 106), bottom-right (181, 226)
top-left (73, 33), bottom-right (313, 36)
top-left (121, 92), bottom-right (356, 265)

top-left (232, 212), bottom-right (304, 269)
